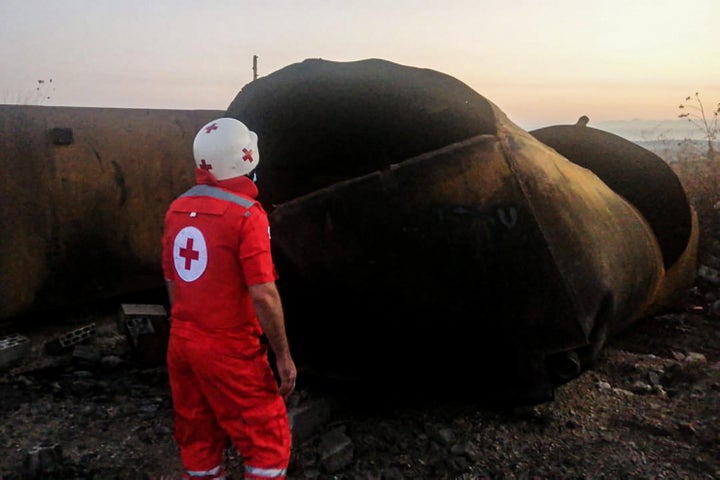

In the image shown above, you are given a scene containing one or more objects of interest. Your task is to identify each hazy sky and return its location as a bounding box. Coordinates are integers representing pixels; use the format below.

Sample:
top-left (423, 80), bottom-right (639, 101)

top-left (1, 0), bottom-right (718, 132)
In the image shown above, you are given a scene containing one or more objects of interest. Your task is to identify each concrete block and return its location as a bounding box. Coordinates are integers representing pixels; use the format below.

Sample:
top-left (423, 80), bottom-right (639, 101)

top-left (117, 303), bottom-right (168, 334)
top-left (44, 324), bottom-right (96, 355)
top-left (288, 398), bottom-right (332, 444)
top-left (119, 303), bottom-right (169, 366)
top-left (0, 334), bottom-right (32, 369)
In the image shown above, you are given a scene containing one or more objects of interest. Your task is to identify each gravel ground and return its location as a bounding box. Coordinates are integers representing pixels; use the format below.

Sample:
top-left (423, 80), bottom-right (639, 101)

top-left (1, 303), bottom-right (719, 479)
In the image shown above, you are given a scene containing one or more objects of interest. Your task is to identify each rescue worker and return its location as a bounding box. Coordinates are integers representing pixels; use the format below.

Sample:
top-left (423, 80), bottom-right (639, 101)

top-left (162, 118), bottom-right (296, 480)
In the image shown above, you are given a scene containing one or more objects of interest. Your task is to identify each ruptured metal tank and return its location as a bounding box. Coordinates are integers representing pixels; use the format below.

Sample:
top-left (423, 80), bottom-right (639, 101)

top-left (226, 59), bottom-right (698, 403)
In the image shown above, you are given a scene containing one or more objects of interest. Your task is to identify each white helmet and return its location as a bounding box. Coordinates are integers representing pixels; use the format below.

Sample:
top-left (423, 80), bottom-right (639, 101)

top-left (192, 118), bottom-right (259, 180)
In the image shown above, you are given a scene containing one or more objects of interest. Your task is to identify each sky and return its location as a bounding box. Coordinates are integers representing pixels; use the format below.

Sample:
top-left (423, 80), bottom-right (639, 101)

top-left (1, 0), bottom-right (718, 138)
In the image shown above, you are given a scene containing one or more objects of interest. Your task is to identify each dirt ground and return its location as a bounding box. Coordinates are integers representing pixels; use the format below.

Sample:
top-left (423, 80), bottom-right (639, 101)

top-left (0, 290), bottom-right (719, 480)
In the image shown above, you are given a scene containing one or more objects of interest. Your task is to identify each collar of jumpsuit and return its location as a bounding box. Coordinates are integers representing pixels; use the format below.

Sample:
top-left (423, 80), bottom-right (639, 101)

top-left (195, 167), bottom-right (259, 198)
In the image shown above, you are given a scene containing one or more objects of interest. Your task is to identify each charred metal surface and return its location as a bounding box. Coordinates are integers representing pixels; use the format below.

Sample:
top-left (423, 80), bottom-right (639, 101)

top-left (226, 59), bottom-right (698, 402)
top-left (0, 105), bottom-right (222, 319)
top-left (270, 136), bottom-right (577, 401)
top-left (226, 58), bottom-right (497, 208)
top-left (530, 121), bottom-right (693, 268)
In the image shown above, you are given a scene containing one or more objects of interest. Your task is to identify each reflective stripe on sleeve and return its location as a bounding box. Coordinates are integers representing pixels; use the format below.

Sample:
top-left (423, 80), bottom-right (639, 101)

top-left (244, 465), bottom-right (287, 478)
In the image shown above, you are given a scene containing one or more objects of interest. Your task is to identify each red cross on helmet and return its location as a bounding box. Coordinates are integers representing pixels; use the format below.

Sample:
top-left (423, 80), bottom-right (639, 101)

top-left (192, 118), bottom-right (260, 180)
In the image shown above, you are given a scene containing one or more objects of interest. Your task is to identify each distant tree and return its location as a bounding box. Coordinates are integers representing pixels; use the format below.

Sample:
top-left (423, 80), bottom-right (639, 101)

top-left (678, 92), bottom-right (719, 159)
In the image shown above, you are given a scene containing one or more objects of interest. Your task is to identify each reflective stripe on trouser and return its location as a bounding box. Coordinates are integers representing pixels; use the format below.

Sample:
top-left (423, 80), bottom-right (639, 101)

top-left (181, 464), bottom-right (225, 479)
top-left (244, 465), bottom-right (287, 479)
top-left (167, 333), bottom-right (291, 476)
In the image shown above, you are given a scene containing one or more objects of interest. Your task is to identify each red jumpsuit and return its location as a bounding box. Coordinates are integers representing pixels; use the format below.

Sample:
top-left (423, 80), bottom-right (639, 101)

top-left (162, 169), bottom-right (291, 480)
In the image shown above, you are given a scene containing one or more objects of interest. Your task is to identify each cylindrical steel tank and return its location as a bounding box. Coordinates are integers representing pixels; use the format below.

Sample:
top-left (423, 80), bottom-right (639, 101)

top-left (0, 105), bottom-right (221, 320)
top-left (530, 122), bottom-right (693, 269)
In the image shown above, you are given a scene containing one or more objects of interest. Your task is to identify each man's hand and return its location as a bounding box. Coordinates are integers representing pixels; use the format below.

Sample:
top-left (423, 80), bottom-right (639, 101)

top-left (249, 281), bottom-right (296, 399)
top-left (275, 354), bottom-right (297, 399)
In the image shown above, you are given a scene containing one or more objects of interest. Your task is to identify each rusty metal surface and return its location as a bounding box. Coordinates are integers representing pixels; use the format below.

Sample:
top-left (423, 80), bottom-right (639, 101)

top-left (529, 121), bottom-right (699, 317)
top-left (226, 59), bottom-right (697, 402)
top-left (269, 126), bottom-right (667, 401)
top-left (0, 105), bottom-right (221, 319)
top-left (496, 113), bottom-right (667, 336)
top-left (530, 122), bottom-right (693, 268)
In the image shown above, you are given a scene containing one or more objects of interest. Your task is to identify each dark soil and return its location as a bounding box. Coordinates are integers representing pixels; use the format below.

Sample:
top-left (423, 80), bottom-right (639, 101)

top-left (1, 299), bottom-right (719, 479)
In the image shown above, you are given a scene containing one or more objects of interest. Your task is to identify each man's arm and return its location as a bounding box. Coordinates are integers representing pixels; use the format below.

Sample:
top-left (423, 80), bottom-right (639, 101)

top-left (249, 281), bottom-right (297, 399)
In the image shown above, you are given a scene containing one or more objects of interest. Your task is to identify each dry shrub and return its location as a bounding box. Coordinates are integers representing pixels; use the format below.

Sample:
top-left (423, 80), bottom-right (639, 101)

top-left (671, 155), bottom-right (720, 259)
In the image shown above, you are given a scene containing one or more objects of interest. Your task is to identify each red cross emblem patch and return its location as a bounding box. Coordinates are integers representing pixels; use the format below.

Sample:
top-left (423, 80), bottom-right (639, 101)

top-left (173, 226), bottom-right (208, 282)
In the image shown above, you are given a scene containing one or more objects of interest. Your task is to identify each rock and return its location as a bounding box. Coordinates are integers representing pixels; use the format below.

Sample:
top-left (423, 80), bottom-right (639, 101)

top-left (448, 456), bottom-right (469, 472)
top-left (711, 300), bottom-right (720, 319)
top-left (100, 355), bottom-right (124, 369)
top-left (153, 424), bottom-right (173, 436)
top-left (95, 334), bottom-right (131, 357)
top-left (705, 254), bottom-right (720, 270)
top-left (671, 351), bottom-right (686, 361)
top-left (288, 397), bottom-right (332, 444)
top-left (300, 468), bottom-right (321, 479)
top-left (677, 421), bottom-right (698, 434)
top-left (597, 381), bottom-right (612, 390)
top-left (698, 265), bottom-right (720, 286)
top-left (318, 427), bottom-right (353, 473)
top-left (70, 379), bottom-right (97, 396)
top-left (426, 424), bottom-right (455, 445)
top-left (72, 345), bottom-right (101, 364)
top-left (684, 352), bottom-right (707, 364)
top-left (630, 381), bottom-right (652, 394)
top-left (383, 466), bottom-right (404, 480)
top-left (652, 385), bottom-right (668, 397)
top-left (565, 419), bottom-right (581, 429)
top-left (612, 388), bottom-right (635, 397)
top-left (450, 441), bottom-right (477, 460)
top-left (648, 371), bottom-right (662, 386)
